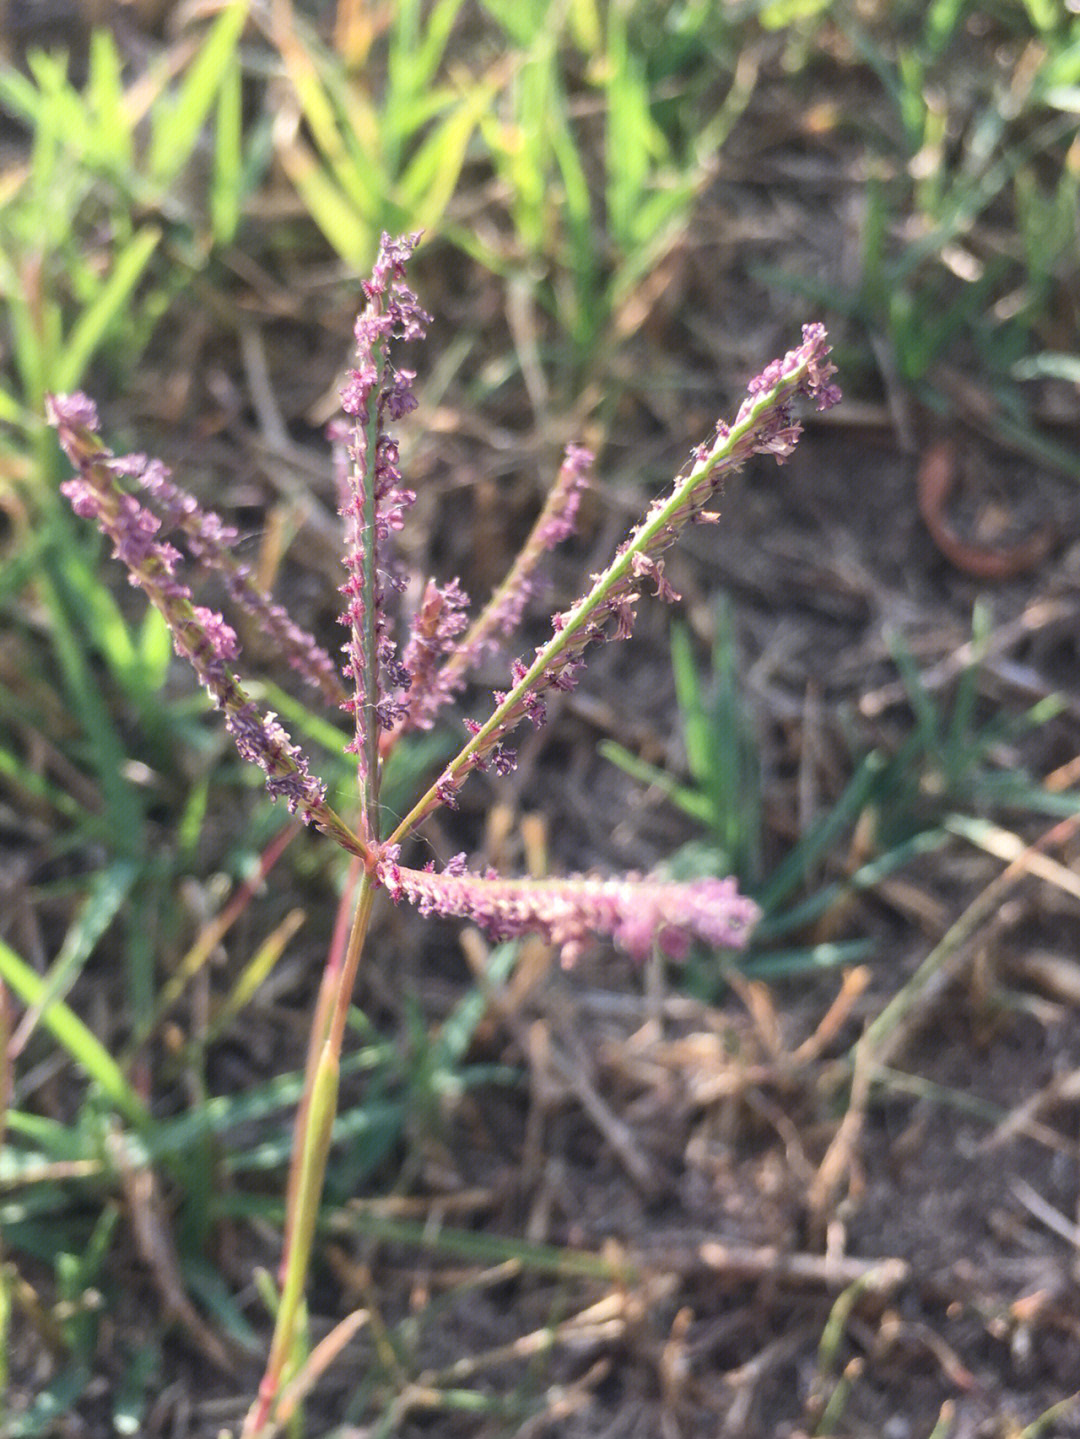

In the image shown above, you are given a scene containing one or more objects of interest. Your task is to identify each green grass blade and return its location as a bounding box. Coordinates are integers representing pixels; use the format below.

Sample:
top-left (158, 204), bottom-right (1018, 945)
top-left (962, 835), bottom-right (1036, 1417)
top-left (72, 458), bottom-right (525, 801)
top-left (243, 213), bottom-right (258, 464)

top-left (431, 941), bottom-right (521, 1073)
top-left (0, 383), bottom-right (28, 427)
top-left (3, 1365), bottom-right (91, 1439)
top-left (284, 154), bottom-right (372, 270)
top-left (886, 628), bottom-right (941, 753)
top-left (670, 623), bottom-right (712, 789)
top-left (757, 751), bottom-right (887, 914)
top-left (399, 89), bottom-right (491, 230)
top-left (39, 539), bottom-right (146, 847)
top-left (147, 0), bottom-right (249, 187)
top-left (87, 27), bottom-right (133, 171)
top-left (210, 58), bottom-right (244, 244)
top-left (0, 63), bottom-right (47, 127)
top-left (0, 939), bottom-right (147, 1126)
top-left (12, 859), bottom-right (137, 1050)
top-left (53, 225), bottom-right (161, 394)
top-left (599, 739), bottom-right (717, 826)
top-left (604, 6), bottom-right (664, 255)
top-left (386, 0), bottom-right (469, 124)
top-left (6, 279), bottom-right (50, 414)
top-left (944, 599), bottom-right (990, 774)
top-left (755, 827), bottom-right (951, 939)
top-left (136, 603), bottom-right (172, 695)
top-left (741, 939), bottom-right (874, 978)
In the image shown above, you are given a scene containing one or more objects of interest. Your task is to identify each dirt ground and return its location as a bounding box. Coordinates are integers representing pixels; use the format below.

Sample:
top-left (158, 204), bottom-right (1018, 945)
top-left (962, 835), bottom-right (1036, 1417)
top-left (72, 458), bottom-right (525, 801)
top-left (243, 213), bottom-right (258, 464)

top-left (7, 9), bottom-right (1080, 1438)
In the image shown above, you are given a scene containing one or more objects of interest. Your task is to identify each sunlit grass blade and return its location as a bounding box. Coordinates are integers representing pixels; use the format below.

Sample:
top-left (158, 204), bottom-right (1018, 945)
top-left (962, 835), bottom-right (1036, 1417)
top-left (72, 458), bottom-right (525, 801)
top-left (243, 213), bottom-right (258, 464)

top-left (210, 58), bottom-right (244, 244)
top-left (386, 0), bottom-right (470, 119)
top-left (53, 226), bottom-right (161, 395)
top-left (207, 908), bottom-right (307, 1044)
top-left (147, 0), bottom-right (250, 187)
top-left (275, 132), bottom-right (373, 269)
top-left (5, 269), bottom-right (54, 416)
top-left (0, 382), bottom-right (26, 427)
top-left (86, 27), bottom-right (132, 171)
top-left (274, 17), bottom-right (376, 213)
top-left (0, 939), bottom-right (147, 1127)
top-left (755, 751), bottom-right (888, 914)
top-left (399, 86), bottom-right (494, 232)
top-left (9, 859), bottom-right (137, 1055)
top-left (25, 48), bottom-right (92, 153)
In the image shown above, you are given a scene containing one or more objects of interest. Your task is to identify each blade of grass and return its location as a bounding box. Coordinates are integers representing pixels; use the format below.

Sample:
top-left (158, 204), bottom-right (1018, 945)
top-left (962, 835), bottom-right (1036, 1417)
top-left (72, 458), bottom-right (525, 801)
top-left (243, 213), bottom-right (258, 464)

top-left (86, 27), bottom-right (133, 172)
top-left (39, 538), bottom-right (146, 851)
top-left (210, 57), bottom-right (244, 244)
top-left (3, 1364), bottom-right (91, 1439)
top-left (53, 225), bottom-right (162, 395)
top-left (599, 739), bottom-right (716, 826)
top-left (756, 751), bottom-right (888, 914)
top-left (740, 938), bottom-right (874, 979)
top-left (755, 826), bottom-right (951, 940)
top-left (207, 908), bottom-right (307, 1043)
top-left (0, 939), bottom-right (147, 1126)
top-left (147, 0), bottom-right (250, 187)
top-left (9, 859), bottom-right (137, 1056)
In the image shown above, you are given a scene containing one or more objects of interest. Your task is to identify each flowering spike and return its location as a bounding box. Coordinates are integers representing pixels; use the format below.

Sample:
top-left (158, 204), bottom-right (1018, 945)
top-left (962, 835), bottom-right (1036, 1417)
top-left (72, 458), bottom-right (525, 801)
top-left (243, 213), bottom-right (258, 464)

top-left (376, 851), bottom-right (760, 965)
top-left (377, 443), bottom-right (593, 758)
top-left (109, 447), bottom-right (346, 710)
top-left (394, 577), bottom-right (471, 735)
top-left (338, 232), bottom-right (430, 841)
top-left (46, 394), bottom-right (367, 860)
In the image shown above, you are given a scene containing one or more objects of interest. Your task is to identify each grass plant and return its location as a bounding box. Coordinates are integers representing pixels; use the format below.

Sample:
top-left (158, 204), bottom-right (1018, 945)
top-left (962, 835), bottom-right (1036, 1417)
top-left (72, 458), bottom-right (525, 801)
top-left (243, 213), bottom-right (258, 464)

top-left (263, 0), bottom-right (495, 273)
top-left (37, 235), bottom-right (835, 1430)
top-left (464, 0), bottom-right (754, 385)
top-left (0, 0), bottom-right (252, 483)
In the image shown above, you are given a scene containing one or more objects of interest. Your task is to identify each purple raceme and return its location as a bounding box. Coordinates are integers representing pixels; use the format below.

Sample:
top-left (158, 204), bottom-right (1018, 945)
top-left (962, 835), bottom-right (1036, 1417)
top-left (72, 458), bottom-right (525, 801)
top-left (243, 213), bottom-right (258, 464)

top-left (395, 577), bottom-right (472, 735)
top-left (337, 231), bottom-right (431, 840)
top-left (46, 394), bottom-right (366, 860)
top-left (430, 447), bottom-right (591, 710)
top-left (377, 850), bottom-right (761, 966)
top-left (378, 443), bottom-right (591, 760)
top-left (109, 446), bottom-right (347, 710)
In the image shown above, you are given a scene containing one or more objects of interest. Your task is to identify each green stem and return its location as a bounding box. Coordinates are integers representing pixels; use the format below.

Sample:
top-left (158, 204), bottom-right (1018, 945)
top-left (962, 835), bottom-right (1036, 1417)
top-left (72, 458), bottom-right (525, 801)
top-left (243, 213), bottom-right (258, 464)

top-left (280, 855), bottom-right (364, 1261)
top-left (243, 872), bottom-right (377, 1437)
top-left (358, 351), bottom-right (384, 845)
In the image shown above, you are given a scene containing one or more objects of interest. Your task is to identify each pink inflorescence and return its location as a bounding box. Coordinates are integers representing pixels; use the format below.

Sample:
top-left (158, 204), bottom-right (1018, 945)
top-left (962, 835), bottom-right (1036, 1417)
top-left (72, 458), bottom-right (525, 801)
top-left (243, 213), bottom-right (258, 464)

top-left (338, 232), bottom-right (432, 781)
top-left (106, 448), bottom-right (346, 708)
top-left (380, 441), bottom-right (592, 757)
top-left (46, 393), bottom-right (335, 833)
top-left (397, 577), bottom-right (472, 734)
top-left (376, 848), bottom-right (761, 965)
top-left (49, 235), bottom-right (836, 964)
